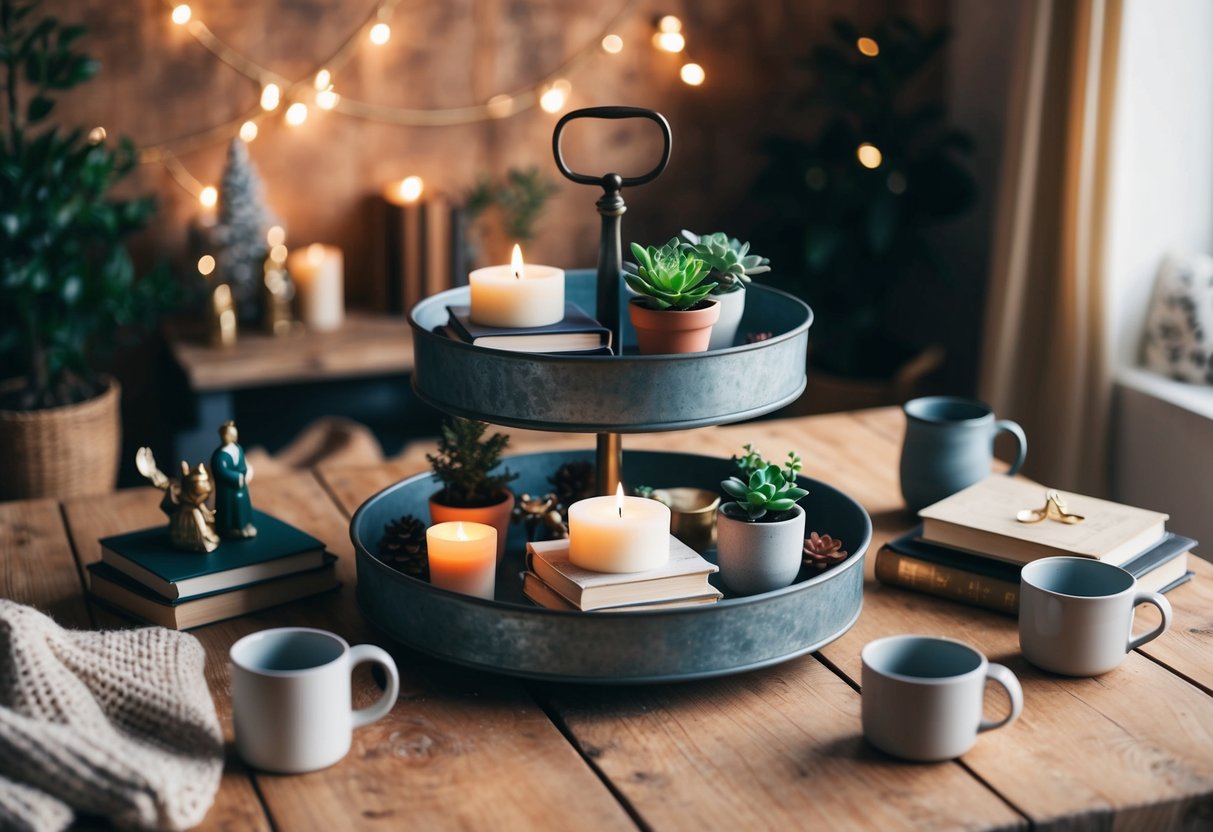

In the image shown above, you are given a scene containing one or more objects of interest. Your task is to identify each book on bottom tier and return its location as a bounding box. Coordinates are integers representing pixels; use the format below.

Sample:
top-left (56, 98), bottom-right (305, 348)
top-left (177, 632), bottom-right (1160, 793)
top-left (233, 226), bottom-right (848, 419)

top-left (521, 571), bottom-right (722, 612)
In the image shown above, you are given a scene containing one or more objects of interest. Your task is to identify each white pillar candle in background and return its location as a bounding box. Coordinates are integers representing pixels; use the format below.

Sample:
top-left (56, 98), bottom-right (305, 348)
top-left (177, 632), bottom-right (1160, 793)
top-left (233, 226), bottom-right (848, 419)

top-left (568, 484), bottom-right (672, 573)
top-left (469, 244), bottom-right (564, 328)
top-left (426, 521), bottom-right (497, 599)
top-left (288, 243), bottom-right (344, 331)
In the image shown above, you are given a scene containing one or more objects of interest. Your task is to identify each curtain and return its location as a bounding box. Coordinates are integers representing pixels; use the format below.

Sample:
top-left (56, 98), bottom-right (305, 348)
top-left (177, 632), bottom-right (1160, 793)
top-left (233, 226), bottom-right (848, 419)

top-left (979, 0), bottom-right (1123, 494)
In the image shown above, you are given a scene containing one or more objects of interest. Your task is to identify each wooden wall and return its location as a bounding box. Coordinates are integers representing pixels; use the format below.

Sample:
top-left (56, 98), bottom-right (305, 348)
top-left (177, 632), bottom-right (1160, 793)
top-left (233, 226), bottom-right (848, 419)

top-left (45, 0), bottom-right (945, 305)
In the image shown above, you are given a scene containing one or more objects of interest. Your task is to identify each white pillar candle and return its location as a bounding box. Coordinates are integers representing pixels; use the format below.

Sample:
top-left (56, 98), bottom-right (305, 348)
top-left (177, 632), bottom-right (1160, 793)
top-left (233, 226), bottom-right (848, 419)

top-left (568, 484), bottom-right (672, 573)
top-left (469, 244), bottom-right (564, 328)
top-left (288, 243), bottom-right (344, 332)
top-left (425, 521), bottom-right (497, 599)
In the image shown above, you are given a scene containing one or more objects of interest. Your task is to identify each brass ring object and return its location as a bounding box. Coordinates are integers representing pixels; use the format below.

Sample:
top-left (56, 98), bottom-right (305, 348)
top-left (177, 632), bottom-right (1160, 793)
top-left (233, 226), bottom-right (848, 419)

top-left (1016, 489), bottom-right (1085, 525)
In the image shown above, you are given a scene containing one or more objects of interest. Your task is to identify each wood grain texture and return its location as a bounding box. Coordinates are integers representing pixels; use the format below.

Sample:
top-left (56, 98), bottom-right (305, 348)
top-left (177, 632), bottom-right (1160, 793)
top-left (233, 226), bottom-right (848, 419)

top-left (0, 498), bottom-right (91, 628)
top-left (1133, 557), bottom-right (1213, 695)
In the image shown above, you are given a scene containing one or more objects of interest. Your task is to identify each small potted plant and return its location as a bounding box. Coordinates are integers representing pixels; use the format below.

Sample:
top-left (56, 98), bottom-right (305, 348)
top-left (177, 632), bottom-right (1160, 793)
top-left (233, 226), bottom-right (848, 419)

top-left (426, 418), bottom-right (519, 561)
top-left (716, 447), bottom-right (809, 595)
top-left (679, 231), bottom-right (770, 350)
top-left (624, 240), bottom-right (719, 354)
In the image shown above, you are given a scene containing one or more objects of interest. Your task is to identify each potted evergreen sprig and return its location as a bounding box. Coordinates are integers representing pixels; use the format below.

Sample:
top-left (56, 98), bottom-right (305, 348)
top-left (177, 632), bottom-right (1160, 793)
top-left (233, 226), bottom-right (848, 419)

top-left (0, 1), bottom-right (175, 499)
top-left (426, 418), bottom-right (519, 561)
top-left (679, 231), bottom-right (770, 350)
top-left (624, 240), bottom-right (719, 354)
top-left (716, 447), bottom-right (809, 595)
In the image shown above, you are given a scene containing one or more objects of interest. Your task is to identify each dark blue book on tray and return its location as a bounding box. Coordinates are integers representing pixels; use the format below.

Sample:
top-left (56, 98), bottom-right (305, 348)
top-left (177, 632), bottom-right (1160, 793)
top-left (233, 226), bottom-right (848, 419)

top-left (446, 303), bottom-right (611, 353)
top-left (98, 510), bottom-right (327, 600)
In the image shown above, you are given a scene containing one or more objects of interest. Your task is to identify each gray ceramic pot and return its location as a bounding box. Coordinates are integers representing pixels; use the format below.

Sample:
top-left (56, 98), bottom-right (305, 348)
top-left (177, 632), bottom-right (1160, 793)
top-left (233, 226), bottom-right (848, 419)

top-left (708, 286), bottom-right (746, 350)
top-left (716, 503), bottom-right (806, 595)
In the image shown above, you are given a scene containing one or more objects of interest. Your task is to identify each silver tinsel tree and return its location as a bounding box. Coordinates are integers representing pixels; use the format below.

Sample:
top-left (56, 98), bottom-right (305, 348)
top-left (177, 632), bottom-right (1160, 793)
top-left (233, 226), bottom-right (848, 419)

top-left (215, 139), bottom-right (272, 320)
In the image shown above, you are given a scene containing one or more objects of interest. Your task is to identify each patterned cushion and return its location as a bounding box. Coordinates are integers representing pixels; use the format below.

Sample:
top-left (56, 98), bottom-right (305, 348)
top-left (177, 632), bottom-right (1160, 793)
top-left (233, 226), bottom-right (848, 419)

top-left (1142, 253), bottom-right (1213, 384)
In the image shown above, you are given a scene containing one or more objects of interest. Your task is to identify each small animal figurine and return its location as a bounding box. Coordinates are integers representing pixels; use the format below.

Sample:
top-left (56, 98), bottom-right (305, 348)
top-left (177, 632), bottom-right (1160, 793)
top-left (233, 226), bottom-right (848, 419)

top-left (511, 492), bottom-right (568, 541)
top-left (212, 420), bottom-right (257, 539)
top-left (136, 447), bottom-right (221, 553)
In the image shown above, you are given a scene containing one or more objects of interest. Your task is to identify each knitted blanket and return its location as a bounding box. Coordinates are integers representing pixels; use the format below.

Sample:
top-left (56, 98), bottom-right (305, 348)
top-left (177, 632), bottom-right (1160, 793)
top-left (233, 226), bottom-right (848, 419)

top-left (0, 600), bottom-right (224, 831)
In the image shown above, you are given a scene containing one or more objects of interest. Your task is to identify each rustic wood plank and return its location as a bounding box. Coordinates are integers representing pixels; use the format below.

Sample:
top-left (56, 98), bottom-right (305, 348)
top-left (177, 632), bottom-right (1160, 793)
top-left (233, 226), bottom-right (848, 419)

top-left (1131, 556), bottom-right (1213, 695)
top-left (0, 498), bottom-right (91, 627)
top-left (62, 473), bottom-right (635, 831)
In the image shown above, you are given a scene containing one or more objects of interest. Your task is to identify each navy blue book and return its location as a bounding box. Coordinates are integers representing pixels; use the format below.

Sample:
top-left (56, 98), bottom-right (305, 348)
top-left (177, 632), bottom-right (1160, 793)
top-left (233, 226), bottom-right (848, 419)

top-left (99, 510), bottom-right (327, 600)
top-left (446, 303), bottom-right (611, 353)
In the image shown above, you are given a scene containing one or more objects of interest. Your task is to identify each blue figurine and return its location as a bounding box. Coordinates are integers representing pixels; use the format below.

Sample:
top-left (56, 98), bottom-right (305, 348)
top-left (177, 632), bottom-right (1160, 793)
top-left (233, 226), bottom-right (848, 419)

top-left (211, 420), bottom-right (257, 539)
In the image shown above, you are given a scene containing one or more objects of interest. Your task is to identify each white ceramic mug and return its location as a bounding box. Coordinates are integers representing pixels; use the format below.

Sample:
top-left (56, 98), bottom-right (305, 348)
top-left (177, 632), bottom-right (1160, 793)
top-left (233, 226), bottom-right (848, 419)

top-left (862, 635), bottom-right (1023, 762)
top-left (1019, 557), bottom-right (1172, 676)
top-left (230, 627), bottom-right (400, 773)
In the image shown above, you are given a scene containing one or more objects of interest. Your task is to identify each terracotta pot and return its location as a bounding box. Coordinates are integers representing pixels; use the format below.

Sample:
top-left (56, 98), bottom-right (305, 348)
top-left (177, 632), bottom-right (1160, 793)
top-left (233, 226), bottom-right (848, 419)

top-left (628, 298), bottom-right (721, 355)
top-left (707, 287), bottom-right (746, 351)
top-left (429, 490), bottom-right (515, 562)
top-left (715, 503), bottom-right (806, 596)
top-left (0, 377), bottom-right (121, 501)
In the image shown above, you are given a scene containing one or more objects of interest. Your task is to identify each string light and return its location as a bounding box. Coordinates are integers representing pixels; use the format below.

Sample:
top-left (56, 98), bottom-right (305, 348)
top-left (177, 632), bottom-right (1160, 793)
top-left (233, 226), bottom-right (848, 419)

top-left (539, 79), bottom-right (570, 113)
top-left (316, 88), bottom-right (340, 110)
top-left (398, 175), bottom-right (424, 202)
top-left (199, 185), bottom-right (218, 207)
top-left (657, 15), bottom-right (681, 32)
top-left (87, 126), bottom-right (107, 144)
top-left (270, 244), bottom-right (288, 262)
top-left (238, 120), bottom-right (258, 142)
top-left (654, 31), bottom-right (684, 52)
top-left (857, 37), bottom-right (880, 57)
top-left (267, 226), bottom-right (286, 247)
top-left (197, 254), bottom-right (216, 275)
top-left (486, 94), bottom-right (514, 119)
top-left (171, 4), bottom-right (191, 25)
top-left (601, 34), bottom-right (623, 53)
top-left (285, 102), bottom-right (309, 126)
top-left (314, 69), bottom-right (332, 90)
top-left (856, 143), bottom-right (883, 169)
top-left (260, 82), bottom-right (281, 111)
top-left (680, 62), bottom-right (704, 86)
top-left (369, 22), bottom-right (391, 45)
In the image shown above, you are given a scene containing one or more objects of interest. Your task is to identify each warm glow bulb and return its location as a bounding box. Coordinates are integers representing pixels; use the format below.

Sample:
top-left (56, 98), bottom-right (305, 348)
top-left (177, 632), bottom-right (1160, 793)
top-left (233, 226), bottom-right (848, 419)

top-left (316, 88), bottom-right (340, 110)
top-left (486, 94), bottom-right (513, 119)
top-left (398, 175), bottom-right (424, 203)
top-left (314, 69), bottom-right (331, 90)
top-left (654, 31), bottom-right (686, 52)
top-left (857, 37), bottom-right (880, 57)
top-left (602, 34), bottom-right (623, 54)
top-left (87, 126), bottom-right (106, 144)
top-left (260, 83), bottom-right (281, 111)
top-left (539, 84), bottom-right (568, 113)
top-left (680, 62), bottom-right (705, 86)
top-left (197, 254), bottom-right (215, 276)
top-left (856, 142), bottom-right (883, 169)
top-left (511, 244), bottom-right (524, 279)
top-left (285, 102), bottom-right (308, 126)
top-left (615, 482), bottom-right (624, 517)
top-left (270, 244), bottom-right (288, 263)
top-left (171, 4), bottom-right (191, 25)
top-left (369, 22), bottom-right (391, 44)
top-left (238, 120), bottom-right (258, 142)
top-left (199, 185), bottom-right (218, 208)
top-left (266, 225), bottom-right (286, 247)
top-left (658, 15), bottom-right (682, 33)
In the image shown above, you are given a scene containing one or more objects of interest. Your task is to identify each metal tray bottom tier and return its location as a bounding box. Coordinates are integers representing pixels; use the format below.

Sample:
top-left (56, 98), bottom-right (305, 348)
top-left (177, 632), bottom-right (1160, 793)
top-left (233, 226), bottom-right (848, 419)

top-left (351, 450), bottom-right (871, 684)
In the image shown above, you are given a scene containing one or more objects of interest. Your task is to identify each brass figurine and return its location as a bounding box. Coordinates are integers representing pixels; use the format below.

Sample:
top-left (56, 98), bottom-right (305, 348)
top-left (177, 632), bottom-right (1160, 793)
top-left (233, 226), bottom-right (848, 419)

top-left (136, 447), bottom-right (221, 553)
top-left (1016, 489), bottom-right (1086, 525)
top-left (511, 492), bottom-right (568, 541)
top-left (212, 420), bottom-right (257, 539)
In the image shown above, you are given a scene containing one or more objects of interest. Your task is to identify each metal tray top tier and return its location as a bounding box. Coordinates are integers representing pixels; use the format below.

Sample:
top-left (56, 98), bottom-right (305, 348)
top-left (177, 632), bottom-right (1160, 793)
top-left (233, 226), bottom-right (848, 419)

top-left (410, 270), bottom-right (813, 433)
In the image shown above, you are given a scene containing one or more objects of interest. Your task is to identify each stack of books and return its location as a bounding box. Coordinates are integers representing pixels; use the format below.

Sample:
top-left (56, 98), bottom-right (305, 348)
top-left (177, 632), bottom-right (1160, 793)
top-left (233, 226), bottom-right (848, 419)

top-left (88, 511), bottom-right (339, 629)
top-left (443, 303), bottom-right (611, 354)
top-left (876, 476), bottom-right (1197, 615)
top-left (523, 536), bottom-right (722, 612)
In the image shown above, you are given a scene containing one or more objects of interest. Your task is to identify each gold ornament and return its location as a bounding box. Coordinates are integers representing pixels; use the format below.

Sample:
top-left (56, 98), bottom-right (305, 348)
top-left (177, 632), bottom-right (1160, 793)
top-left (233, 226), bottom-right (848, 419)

top-left (136, 447), bottom-right (220, 553)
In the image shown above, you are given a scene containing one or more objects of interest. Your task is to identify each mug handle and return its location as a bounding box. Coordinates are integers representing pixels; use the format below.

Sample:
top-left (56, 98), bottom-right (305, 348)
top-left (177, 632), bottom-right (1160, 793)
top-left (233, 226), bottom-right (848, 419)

top-left (348, 644), bottom-right (401, 728)
top-left (978, 663), bottom-right (1024, 733)
top-left (1127, 591), bottom-right (1173, 651)
top-left (993, 420), bottom-right (1027, 476)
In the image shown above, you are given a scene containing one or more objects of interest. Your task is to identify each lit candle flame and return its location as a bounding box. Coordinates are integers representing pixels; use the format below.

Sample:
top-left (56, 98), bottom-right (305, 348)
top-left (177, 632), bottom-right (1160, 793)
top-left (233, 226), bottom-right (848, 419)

top-left (454, 521), bottom-right (469, 541)
top-left (616, 482), bottom-right (624, 518)
top-left (511, 244), bottom-right (524, 280)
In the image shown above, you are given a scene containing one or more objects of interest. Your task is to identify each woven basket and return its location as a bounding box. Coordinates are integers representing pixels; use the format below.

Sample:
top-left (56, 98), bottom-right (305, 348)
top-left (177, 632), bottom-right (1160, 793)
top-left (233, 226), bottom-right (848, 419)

top-left (0, 377), bottom-right (121, 501)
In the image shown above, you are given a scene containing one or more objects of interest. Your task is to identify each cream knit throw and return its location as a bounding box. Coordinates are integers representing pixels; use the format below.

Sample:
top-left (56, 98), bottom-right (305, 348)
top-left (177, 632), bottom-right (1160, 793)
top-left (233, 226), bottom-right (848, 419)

top-left (0, 600), bottom-right (224, 831)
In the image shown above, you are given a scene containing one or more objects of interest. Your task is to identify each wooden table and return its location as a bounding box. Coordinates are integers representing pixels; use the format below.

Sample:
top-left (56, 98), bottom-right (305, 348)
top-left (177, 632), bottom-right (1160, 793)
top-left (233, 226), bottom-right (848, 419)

top-left (5, 408), bottom-right (1213, 831)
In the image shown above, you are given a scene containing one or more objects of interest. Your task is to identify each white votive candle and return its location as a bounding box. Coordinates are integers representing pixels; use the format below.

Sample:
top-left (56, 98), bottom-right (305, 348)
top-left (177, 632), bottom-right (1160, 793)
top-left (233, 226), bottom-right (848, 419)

top-left (568, 484), bottom-right (672, 573)
top-left (425, 521), bottom-right (497, 599)
top-left (469, 244), bottom-right (564, 328)
top-left (288, 243), bottom-right (344, 331)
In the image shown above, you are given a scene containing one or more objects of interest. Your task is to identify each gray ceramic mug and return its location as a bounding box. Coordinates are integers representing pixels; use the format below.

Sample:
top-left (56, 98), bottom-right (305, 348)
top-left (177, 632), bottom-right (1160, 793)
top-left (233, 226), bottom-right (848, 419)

top-left (900, 396), bottom-right (1027, 513)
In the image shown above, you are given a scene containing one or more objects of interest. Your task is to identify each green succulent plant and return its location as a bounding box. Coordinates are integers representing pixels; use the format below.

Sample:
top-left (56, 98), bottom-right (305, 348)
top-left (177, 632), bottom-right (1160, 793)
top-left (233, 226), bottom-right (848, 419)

top-left (721, 462), bottom-right (809, 522)
top-left (680, 231), bottom-right (770, 294)
top-left (624, 239), bottom-right (713, 310)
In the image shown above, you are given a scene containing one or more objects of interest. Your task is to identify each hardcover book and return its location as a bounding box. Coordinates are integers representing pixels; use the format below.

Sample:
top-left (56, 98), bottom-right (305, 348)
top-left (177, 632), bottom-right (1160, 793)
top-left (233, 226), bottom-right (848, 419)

top-left (87, 557), bottom-right (339, 630)
top-left (98, 510), bottom-right (327, 600)
top-left (521, 571), bottom-right (721, 612)
top-left (525, 536), bottom-right (717, 611)
top-left (918, 476), bottom-right (1168, 565)
top-left (446, 303), bottom-right (611, 353)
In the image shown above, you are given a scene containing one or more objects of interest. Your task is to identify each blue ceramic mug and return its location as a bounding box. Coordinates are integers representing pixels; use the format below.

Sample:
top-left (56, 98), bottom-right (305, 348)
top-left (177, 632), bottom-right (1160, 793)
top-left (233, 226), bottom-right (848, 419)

top-left (899, 396), bottom-right (1027, 513)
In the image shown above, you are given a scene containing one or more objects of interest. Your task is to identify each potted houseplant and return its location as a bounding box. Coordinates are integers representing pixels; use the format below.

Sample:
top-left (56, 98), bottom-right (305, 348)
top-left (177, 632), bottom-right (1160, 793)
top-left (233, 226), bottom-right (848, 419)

top-left (716, 447), bottom-right (809, 595)
top-left (426, 417), bottom-right (519, 561)
top-left (623, 240), bottom-right (719, 354)
top-left (0, 2), bottom-right (175, 500)
top-left (679, 231), bottom-right (770, 350)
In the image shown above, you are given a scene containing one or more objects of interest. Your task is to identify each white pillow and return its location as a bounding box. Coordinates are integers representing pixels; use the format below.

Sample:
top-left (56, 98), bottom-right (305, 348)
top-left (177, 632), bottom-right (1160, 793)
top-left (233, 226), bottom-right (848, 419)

top-left (1142, 253), bottom-right (1213, 384)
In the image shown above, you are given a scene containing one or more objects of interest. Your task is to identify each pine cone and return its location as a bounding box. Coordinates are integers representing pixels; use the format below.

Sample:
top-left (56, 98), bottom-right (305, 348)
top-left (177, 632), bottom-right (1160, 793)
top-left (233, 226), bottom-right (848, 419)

top-left (549, 461), bottom-right (595, 517)
top-left (803, 531), bottom-right (848, 571)
top-left (377, 515), bottom-right (429, 580)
